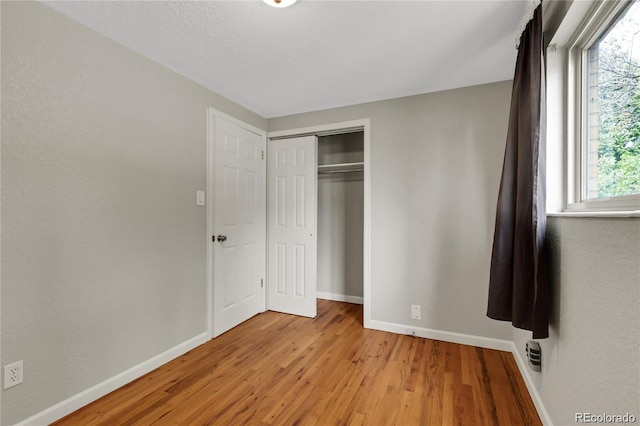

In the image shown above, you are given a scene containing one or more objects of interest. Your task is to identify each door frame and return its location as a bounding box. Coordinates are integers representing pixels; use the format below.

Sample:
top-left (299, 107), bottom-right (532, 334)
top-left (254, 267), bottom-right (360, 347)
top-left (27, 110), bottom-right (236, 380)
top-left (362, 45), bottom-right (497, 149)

top-left (267, 118), bottom-right (372, 329)
top-left (206, 107), bottom-right (267, 340)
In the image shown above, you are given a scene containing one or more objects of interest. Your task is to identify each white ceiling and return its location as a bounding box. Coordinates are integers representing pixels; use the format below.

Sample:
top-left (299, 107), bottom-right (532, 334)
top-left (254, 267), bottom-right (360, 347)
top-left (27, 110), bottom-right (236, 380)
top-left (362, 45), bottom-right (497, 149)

top-left (43, 0), bottom-right (528, 118)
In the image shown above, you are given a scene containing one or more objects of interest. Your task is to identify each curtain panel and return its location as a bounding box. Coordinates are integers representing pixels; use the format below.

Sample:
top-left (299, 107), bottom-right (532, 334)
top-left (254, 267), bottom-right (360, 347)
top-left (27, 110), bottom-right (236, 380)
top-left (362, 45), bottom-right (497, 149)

top-left (487, 3), bottom-right (549, 339)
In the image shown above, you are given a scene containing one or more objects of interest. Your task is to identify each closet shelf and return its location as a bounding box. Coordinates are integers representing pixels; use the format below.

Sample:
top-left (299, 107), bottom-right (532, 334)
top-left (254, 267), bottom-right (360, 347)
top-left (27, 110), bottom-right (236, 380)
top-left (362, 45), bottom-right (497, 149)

top-left (317, 162), bottom-right (364, 174)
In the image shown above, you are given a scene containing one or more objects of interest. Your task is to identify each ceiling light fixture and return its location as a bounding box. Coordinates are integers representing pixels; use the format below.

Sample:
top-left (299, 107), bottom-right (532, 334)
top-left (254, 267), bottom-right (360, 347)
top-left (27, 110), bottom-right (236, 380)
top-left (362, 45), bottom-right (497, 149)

top-left (262, 0), bottom-right (297, 8)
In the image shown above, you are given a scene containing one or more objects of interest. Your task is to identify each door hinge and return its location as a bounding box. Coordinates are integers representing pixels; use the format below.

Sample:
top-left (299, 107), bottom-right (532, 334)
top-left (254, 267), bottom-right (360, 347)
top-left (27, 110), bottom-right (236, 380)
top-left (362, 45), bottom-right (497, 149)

top-left (261, 278), bottom-right (264, 288)
top-left (212, 235), bottom-right (215, 242)
top-left (261, 150), bottom-right (264, 160)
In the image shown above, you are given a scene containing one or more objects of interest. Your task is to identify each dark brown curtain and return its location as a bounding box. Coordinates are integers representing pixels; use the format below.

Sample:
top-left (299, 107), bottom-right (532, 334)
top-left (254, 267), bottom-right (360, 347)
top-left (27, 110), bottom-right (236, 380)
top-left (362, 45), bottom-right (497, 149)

top-left (487, 4), bottom-right (549, 339)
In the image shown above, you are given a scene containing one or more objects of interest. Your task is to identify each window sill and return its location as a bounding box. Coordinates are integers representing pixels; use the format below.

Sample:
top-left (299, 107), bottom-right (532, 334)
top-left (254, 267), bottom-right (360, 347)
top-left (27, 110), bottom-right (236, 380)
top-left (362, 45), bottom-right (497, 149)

top-left (547, 211), bottom-right (640, 218)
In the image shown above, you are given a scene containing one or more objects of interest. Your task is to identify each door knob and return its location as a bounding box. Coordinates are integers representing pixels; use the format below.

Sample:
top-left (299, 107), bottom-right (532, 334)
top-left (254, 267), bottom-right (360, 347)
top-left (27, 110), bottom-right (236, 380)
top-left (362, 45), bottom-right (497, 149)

top-left (217, 235), bottom-right (227, 242)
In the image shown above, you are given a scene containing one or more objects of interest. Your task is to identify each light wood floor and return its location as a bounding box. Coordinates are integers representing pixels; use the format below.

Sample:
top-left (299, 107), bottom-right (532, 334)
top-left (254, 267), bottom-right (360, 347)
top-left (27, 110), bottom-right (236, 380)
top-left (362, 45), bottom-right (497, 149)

top-left (55, 300), bottom-right (540, 425)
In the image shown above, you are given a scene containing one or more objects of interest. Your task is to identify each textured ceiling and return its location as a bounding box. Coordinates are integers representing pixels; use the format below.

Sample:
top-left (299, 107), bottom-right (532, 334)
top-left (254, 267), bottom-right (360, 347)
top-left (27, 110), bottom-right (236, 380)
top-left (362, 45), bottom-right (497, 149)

top-left (43, 1), bottom-right (528, 118)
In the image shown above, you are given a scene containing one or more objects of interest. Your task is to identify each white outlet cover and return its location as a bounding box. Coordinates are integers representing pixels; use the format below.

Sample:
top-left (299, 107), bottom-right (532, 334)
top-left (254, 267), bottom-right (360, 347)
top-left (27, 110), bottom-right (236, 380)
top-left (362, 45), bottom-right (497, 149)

top-left (4, 360), bottom-right (23, 389)
top-left (411, 305), bottom-right (421, 320)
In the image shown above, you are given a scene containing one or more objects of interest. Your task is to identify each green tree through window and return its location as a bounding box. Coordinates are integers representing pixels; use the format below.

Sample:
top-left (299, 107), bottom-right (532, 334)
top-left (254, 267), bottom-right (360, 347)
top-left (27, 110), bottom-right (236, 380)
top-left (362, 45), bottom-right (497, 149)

top-left (588, 0), bottom-right (640, 198)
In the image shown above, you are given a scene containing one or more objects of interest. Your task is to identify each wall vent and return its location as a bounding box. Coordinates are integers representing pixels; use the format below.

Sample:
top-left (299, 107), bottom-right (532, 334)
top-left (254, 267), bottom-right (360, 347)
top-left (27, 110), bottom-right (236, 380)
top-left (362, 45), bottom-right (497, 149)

top-left (526, 340), bottom-right (541, 372)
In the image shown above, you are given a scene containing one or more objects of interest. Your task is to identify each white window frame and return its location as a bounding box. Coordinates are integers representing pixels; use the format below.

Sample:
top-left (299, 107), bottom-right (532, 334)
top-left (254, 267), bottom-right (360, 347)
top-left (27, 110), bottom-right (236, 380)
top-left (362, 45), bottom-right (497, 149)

top-left (566, 0), bottom-right (640, 213)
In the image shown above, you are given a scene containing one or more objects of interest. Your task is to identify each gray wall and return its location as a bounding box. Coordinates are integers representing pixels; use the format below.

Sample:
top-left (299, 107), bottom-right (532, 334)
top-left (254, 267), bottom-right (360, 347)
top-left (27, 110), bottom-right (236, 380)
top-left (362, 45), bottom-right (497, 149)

top-left (0, 2), bottom-right (3, 422)
top-left (514, 217), bottom-right (640, 425)
top-left (317, 133), bottom-right (364, 299)
top-left (269, 81), bottom-right (514, 340)
top-left (1, 2), bottom-right (265, 424)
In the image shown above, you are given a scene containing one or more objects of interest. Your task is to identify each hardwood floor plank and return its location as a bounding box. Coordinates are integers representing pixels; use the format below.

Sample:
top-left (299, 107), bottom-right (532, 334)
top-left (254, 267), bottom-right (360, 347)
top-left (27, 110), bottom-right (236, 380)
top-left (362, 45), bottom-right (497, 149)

top-left (54, 301), bottom-right (540, 426)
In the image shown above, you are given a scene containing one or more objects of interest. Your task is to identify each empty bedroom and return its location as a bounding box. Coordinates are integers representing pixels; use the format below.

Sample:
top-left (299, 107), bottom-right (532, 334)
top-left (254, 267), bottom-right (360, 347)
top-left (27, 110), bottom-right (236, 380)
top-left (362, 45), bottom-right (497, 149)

top-left (1, 0), bottom-right (638, 425)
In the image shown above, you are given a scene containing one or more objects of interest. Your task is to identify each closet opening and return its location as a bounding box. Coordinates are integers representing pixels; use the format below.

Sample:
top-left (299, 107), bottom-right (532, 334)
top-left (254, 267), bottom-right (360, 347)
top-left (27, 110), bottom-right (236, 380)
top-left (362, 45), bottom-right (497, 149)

top-left (317, 132), bottom-right (364, 307)
top-left (266, 118), bottom-right (371, 329)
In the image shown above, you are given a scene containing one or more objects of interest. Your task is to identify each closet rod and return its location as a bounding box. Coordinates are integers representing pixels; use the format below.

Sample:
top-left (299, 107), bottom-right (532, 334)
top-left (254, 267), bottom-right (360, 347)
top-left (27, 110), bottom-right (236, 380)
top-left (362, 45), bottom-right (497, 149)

top-left (318, 161), bottom-right (364, 170)
top-left (318, 168), bottom-right (364, 175)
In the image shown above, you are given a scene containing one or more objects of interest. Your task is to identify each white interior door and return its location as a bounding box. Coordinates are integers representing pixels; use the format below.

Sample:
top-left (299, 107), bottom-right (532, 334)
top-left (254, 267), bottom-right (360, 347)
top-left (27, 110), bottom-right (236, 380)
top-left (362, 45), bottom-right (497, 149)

top-left (213, 116), bottom-right (265, 337)
top-left (267, 136), bottom-right (317, 318)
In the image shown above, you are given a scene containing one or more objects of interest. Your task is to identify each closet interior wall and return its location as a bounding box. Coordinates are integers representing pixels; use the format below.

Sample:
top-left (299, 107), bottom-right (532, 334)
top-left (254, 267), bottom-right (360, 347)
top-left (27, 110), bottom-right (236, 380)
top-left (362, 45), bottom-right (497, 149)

top-left (317, 132), bottom-right (364, 303)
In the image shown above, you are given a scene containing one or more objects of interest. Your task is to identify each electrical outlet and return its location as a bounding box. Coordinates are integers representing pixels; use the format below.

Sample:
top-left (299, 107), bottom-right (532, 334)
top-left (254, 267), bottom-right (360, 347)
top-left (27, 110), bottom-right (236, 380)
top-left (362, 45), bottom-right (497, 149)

top-left (411, 304), bottom-right (421, 320)
top-left (4, 361), bottom-right (23, 389)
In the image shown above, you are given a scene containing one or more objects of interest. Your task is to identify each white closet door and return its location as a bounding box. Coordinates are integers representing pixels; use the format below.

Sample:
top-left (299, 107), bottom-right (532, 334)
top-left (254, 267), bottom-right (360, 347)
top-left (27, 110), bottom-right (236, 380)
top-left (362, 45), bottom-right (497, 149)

top-left (267, 136), bottom-right (317, 318)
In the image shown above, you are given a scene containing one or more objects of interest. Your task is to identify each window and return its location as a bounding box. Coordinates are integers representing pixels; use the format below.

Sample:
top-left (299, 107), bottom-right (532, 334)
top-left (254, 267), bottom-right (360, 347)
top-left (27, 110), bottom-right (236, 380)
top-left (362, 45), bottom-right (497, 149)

top-left (569, 0), bottom-right (640, 212)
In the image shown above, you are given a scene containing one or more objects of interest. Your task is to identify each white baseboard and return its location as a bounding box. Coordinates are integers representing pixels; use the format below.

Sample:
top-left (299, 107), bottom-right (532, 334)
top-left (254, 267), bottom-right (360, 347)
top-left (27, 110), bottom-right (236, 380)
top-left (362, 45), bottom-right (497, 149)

top-left (510, 342), bottom-right (553, 426)
top-left (18, 333), bottom-right (208, 426)
top-left (317, 292), bottom-right (363, 305)
top-left (367, 319), bottom-right (514, 351)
